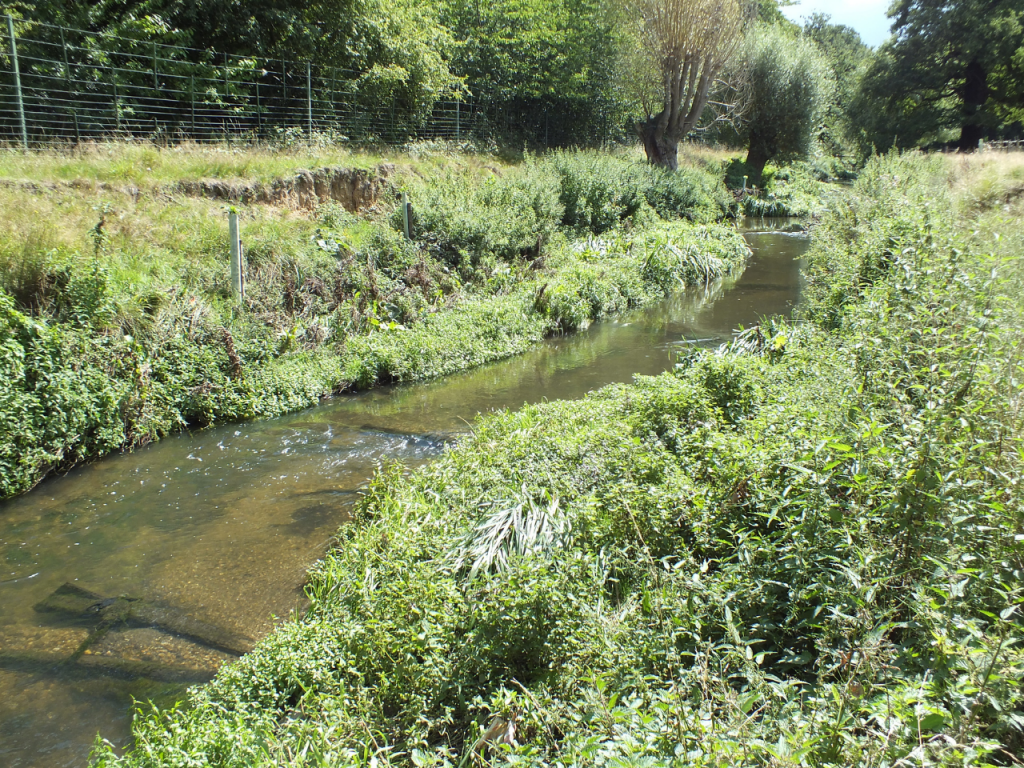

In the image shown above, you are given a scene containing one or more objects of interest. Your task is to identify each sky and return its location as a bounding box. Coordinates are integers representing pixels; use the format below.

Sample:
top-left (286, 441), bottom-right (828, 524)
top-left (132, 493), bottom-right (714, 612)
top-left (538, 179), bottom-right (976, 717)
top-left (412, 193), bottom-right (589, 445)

top-left (781, 0), bottom-right (893, 48)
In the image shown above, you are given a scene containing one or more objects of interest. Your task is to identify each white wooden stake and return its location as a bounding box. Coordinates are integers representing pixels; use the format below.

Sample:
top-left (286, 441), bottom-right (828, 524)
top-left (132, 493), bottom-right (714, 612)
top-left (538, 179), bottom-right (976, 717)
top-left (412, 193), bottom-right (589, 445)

top-left (229, 210), bottom-right (242, 301)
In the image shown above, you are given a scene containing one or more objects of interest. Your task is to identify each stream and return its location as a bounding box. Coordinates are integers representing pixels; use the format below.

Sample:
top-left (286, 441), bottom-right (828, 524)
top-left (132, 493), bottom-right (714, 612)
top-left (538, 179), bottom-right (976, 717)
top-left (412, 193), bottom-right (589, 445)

top-left (0, 225), bottom-right (809, 767)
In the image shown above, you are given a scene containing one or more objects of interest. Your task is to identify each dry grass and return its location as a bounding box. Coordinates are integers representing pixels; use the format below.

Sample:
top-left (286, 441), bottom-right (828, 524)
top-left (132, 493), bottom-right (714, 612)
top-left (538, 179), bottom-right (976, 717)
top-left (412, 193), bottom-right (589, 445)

top-left (0, 140), bottom-right (516, 188)
top-left (945, 150), bottom-right (1024, 213)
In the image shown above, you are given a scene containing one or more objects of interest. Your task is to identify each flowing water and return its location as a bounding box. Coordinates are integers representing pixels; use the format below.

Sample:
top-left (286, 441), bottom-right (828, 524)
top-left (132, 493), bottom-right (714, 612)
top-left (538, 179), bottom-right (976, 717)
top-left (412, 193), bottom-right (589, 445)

top-left (0, 226), bottom-right (809, 767)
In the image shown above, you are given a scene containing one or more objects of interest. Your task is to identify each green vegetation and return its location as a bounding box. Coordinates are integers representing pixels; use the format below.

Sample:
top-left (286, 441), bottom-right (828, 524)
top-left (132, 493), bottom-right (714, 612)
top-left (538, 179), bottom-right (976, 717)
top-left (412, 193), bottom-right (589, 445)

top-left (857, 0), bottom-right (1024, 151)
top-left (735, 24), bottom-right (833, 186)
top-left (0, 145), bottom-right (743, 499)
top-left (88, 151), bottom-right (1024, 767)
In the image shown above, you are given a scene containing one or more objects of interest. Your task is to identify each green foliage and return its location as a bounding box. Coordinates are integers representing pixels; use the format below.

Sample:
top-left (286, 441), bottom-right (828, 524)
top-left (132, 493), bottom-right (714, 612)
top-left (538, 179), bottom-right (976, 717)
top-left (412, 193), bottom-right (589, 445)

top-left (440, 0), bottom-right (626, 146)
top-left (90, 149), bottom-right (1024, 768)
top-left (736, 23), bottom-right (835, 183)
top-left (545, 151), bottom-right (733, 232)
top-left (855, 0), bottom-right (1024, 150)
top-left (536, 223), bottom-right (748, 331)
top-left (738, 162), bottom-right (836, 217)
top-left (802, 13), bottom-right (873, 159)
top-left (399, 164), bottom-right (564, 269)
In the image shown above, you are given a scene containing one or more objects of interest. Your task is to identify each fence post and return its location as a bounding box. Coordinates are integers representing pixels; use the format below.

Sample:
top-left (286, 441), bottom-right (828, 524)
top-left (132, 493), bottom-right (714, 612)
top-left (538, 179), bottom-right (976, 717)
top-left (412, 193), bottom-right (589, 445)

top-left (5, 15), bottom-right (27, 150)
top-left (455, 100), bottom-right (460, 141)
top-left (255, 78), bottom-right (262, 135)
top-left (152, 42), bottom-right (158, 90)
top-left (229, 209), bottom-right (243, 302)
top-left (112, 68), bottom-right (120, 131)
top-left (306, 61), bottom-right (312, 137)
top-left (401, 192), bottom-right (411, 240)
top-left (60, 26), bottom-right (78, 143)
top-left (60, 27), bottom-right (71, 88)
top-left (190, 74), bottom-right (195, 137)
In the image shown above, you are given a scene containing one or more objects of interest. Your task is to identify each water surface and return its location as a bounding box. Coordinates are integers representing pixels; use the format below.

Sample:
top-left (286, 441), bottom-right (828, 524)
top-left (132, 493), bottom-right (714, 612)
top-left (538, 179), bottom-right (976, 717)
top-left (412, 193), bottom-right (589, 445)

top-left (0, 227), bottom-right (809, 767)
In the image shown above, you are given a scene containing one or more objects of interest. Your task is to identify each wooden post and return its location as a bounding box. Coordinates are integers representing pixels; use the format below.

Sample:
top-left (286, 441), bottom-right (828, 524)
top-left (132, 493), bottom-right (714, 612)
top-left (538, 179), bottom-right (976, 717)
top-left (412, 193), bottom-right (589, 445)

top-left (401, 192), bottom-right (411, 241)
top-left (455, 99), bottom-right (460, 141)
top-left (5, 15), bottom-right (27, 150)
top-left (229, 210), bottom-right (243, 301)
top-left (306, 61), bottom-right (312, 137)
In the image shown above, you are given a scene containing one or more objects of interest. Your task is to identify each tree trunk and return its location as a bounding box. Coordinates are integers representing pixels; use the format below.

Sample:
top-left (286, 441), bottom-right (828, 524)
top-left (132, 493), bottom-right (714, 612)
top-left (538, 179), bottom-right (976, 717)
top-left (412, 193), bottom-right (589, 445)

top-left (637, 117), bottom-right (679, 170)
top-left (744, 145), bottom-right (769, 188)
top-left (957, 58), bottom-right (988, 152)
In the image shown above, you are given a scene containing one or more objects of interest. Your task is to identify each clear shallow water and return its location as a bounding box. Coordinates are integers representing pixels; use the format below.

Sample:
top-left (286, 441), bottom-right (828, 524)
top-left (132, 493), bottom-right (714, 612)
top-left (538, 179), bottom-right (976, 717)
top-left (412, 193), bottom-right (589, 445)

top-left (0, 227), bottom-right (809, 767)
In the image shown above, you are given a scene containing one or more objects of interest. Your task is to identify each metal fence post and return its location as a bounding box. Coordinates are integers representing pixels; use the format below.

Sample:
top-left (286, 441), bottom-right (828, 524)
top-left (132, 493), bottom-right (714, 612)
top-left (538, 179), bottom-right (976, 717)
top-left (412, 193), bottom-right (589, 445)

top-left (190, 74), bottom-right (195, 136)
top-left (255, 78), bottom-right (262, 135)
top-left (455, 100), bottom-right (460, 141)
top-left (401, 192), bottom-right (411, 240)
top-left (306, 61), bottom-right (312, 137)
top-left (112, 68), bottom-right (120, 131)
top-left (60, 26), bottom-right (78, 142)
top-left (5, 15), bottom-right (27, 149)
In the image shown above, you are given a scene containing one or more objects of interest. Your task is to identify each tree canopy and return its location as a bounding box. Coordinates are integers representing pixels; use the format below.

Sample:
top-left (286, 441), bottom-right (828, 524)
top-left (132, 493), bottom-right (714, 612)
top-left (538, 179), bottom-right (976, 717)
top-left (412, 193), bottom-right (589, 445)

top-left (858, 0), bottom-right (1024, 150)
top-left (736, 23), bottom-right (833, 183)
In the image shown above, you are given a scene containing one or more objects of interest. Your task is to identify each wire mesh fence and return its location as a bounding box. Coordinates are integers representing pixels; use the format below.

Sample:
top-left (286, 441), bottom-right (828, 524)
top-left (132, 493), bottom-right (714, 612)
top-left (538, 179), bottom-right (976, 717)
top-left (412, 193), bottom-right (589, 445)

top-left (0, 15), bottom-right (520, 148)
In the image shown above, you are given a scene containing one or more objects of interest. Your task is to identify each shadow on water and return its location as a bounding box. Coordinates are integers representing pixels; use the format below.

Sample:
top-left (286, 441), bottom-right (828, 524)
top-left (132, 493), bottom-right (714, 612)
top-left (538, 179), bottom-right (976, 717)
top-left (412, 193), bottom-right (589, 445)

top-left (0, 226), bottom-right (809, 768)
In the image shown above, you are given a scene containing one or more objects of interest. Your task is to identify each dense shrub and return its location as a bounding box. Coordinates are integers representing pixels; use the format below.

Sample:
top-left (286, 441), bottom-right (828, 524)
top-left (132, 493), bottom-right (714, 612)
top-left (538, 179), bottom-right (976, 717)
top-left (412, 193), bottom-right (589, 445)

top-left (397, 164), bottom-right (563, 270)
top-left (544, 150), bottom-right (733, 232)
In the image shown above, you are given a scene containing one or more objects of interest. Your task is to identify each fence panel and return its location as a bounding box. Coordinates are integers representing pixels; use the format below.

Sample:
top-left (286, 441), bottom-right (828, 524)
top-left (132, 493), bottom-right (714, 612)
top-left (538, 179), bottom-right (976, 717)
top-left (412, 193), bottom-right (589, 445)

top-left (1, 16), bottom-right (496, 147)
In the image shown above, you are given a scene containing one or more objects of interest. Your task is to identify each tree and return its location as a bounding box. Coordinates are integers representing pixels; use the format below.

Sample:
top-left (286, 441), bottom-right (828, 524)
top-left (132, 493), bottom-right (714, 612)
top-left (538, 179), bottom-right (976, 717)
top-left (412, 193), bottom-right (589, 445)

top-left (628, 0), bottom-right (747, 169)
top-left (803, 13), bottom-right (871, 157)
top-left (857, 0), bottom-right (1024, 151)
top-left (736, 24), bottom-right (832, 185)
top-left (441, 0), bottom-right (623, 146)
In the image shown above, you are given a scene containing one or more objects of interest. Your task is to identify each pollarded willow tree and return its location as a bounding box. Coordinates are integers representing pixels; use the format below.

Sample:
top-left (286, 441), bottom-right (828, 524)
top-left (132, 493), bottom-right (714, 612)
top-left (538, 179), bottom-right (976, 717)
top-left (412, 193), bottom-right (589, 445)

top-left (737, 25), bottom-right (833, 185)
top-left (630, 0), bottom-right (747, 169)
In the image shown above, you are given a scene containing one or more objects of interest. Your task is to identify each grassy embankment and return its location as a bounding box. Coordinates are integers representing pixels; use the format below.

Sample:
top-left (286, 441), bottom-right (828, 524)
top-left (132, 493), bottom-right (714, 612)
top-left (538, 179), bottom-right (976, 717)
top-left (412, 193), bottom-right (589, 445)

top-left (0, 143), bottom-right (746, 499)
top-left (92, 151), bottom-right (1023, 767)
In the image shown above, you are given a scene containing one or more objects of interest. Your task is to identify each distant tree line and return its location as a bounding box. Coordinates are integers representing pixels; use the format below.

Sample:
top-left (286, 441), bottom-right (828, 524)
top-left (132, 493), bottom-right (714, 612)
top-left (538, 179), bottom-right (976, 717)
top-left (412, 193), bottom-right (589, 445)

top-left (1, 0), bottom-right (1021, 160)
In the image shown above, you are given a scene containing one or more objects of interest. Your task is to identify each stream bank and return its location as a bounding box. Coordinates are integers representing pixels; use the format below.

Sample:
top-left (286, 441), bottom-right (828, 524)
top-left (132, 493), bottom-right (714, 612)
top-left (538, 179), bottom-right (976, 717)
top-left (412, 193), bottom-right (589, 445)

top-left (0, 227), bottom-right (808, 768)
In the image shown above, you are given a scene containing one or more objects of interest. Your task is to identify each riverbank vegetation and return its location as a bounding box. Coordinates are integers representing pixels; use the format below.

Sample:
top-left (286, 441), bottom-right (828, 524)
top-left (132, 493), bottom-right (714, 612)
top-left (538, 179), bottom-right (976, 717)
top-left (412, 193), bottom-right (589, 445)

top-left (0, 144), bottom-right (747, 499)
top-left (88, 151), bottom-right (1024, 767)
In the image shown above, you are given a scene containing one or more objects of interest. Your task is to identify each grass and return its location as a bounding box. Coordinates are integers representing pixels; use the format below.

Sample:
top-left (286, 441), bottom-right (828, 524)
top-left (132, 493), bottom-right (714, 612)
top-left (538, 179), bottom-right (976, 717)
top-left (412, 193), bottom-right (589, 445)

top-left (0, 143), bottom-right (745, 499)
top-left (89, 150), bottom-right (1024, 767)
top-left (0, 140), bottom-right (521, 187)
